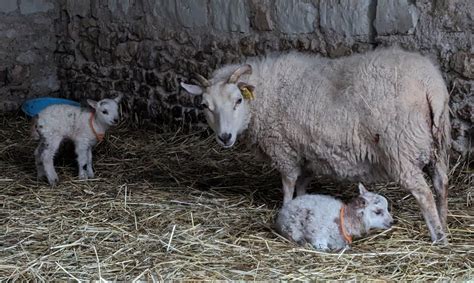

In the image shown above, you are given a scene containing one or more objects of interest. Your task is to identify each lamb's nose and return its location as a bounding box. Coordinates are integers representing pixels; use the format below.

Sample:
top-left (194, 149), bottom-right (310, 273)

top-left (218, 133), bottom-right (232, 144)
top-left (391, 219), bottom-right (398, 225)
top-left (113, 118), bottom-right (119, 123)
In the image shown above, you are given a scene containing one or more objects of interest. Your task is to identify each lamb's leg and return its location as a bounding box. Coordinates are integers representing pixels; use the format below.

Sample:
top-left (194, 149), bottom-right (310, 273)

top-left (296, 174), bottom-right (312, 197)
top-left (34, 143), bottom-right (46, 179)
top-left (400, 169), bottom-right (447, 243)
top-left (75, 144), bottom-right (89, 180)
top-left (41, 138), bottom-right (61, 186)
top-left (430, 162), bottom-right (449, 230)
top-left (86, 147), bottom-right (94, 178)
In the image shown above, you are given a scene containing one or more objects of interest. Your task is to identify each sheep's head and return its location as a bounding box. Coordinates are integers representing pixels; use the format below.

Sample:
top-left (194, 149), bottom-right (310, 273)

top-left (181, 65), bottom-right (254, 148)
top-left (353, 183), bottom-right (394, 232)
top-left (87, 94), bottom-right (123, 127)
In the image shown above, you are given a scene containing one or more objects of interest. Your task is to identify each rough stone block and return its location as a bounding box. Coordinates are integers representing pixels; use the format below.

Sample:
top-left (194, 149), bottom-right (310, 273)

top-left (375, 0), bottom-right (419, 35)
top-left (249, 0), bottom-right (274, 31)
top-left (320, 0), bottom-right (373, 37)
top-left (274, 0), bottom-right (317, 34)
top-left (16, 50), bottom-right (39, 64)
top-left (211, 0), bottom-right (249, 33)
top-left (20, 0), bottom-right (54, 14)
top-left (175, 0), bottom-right (208, 28)
top-left (67, 0), bottom-right (90, 17)
top-left (108, 0), bottom-right (132, 14)
top-left (0, 0), bottom-right (17, 13)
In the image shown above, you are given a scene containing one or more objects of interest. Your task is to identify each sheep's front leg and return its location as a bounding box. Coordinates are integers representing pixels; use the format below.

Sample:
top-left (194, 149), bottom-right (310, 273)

top-left (296, 174), bottom-right (312, 197)
top-left (34, 143), bottom-right (46, 179)
top-left (86, 147), bottom-right (94, 178)
top-left (75, 144), bottom-right (89, 180)
top-left (282, 174), bottom-right (298, 204)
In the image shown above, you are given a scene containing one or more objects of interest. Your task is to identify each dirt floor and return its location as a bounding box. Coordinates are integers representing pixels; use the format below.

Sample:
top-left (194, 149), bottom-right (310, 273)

top-left (0, 113), bottom-right (472, 281)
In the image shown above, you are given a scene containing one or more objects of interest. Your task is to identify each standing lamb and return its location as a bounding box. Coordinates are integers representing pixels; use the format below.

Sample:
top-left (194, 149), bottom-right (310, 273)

top-left (181, 47), bottom-right (451, 243)
top-left (275, 183), bottom-right (394, 251)
top-left (32, 95), bottom-right (122, 185)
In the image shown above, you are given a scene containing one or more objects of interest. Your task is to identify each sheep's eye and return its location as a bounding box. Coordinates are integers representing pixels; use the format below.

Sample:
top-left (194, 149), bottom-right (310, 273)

top-left (102, 110), bottom-right (109, 115)
top-left (236, 98), bottom-right (242, 105)
top-left (374, 210), bottom-right (383, 215)
top-left (201, 103), bottom-right (209, 109)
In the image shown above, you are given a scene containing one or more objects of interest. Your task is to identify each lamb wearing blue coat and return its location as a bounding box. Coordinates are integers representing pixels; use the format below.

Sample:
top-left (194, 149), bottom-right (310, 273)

top-left (275, 183), bottom-right (394, 251)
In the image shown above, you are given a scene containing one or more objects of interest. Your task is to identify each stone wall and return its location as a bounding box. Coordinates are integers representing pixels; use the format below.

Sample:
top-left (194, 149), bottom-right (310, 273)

top-left (1, 0), bottom-right (472, 155)
top-left (0, 0), bottom-right (59, 111)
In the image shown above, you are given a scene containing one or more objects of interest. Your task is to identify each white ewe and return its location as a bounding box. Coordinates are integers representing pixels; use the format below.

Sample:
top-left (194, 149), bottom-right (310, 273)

top-left (181, 47), bottom-right (450, 243)
top-left (32, 95), bottom-right (122, 185)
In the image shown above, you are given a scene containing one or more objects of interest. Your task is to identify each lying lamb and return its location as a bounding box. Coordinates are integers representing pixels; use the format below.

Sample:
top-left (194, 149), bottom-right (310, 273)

top-left (181, 47), bottom-right (450, 243)
top-left (32, 94), bottom-right (122, 185)
top-left (275, 183), bottom-right (394, 251)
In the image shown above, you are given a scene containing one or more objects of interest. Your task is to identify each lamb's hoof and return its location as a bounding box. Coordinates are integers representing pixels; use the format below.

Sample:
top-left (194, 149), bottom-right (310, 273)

top-left (78, 174), bottom-right (88, 180)
top-left (87, 171), bottom-right (94, 178)
top-left (48, 177), bottom-right (58, 187)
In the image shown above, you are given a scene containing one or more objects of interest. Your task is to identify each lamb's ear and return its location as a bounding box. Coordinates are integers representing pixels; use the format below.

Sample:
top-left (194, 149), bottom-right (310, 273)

top-left (87, 99), bottom-right (98, 109)
top-left (358, 183), bottom-right (369, 196)
top-left (114, 93), bottom-right (123, 103)
top-left (181, 82), bottom-right (203, 95)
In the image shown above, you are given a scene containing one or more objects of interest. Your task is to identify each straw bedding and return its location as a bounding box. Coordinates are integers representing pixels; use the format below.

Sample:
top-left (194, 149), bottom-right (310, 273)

top-left (0, 113), bottom-right (472, 281)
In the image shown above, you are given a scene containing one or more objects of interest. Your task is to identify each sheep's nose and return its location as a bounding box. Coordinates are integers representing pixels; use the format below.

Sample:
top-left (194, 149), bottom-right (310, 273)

top-left (113, 118), bottom-right (119, 123)
top-left (390, 219), bottom-right (398, 225)
top-left (218, 133), bottom-right (232, 144)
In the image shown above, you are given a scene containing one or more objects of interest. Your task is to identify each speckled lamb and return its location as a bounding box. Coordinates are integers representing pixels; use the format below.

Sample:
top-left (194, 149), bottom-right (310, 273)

top-left (275, 183), bottom-right (394, 251)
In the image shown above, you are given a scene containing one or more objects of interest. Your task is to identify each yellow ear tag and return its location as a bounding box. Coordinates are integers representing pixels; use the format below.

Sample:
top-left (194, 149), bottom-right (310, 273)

top-left (240, 87), bottom-right (255, 100)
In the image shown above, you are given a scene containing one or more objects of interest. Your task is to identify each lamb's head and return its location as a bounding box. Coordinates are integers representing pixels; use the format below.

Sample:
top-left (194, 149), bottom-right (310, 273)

top-left (352, 183), bottom-right (394, 232)
top-left (87, 94), bottom-right (123, 127)
top-left (181, 65), bottom-right (254, 148)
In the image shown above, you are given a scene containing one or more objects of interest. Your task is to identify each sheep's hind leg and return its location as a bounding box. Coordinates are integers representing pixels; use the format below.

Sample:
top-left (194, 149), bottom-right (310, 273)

top-left (429, 162), bottom-right (449, 230)
top-left (41, 139), bottom-right (61, 186)
top-left (86, 147), bottom-right (94, 178)
top-left (400, 168), bottom-right (447, 243)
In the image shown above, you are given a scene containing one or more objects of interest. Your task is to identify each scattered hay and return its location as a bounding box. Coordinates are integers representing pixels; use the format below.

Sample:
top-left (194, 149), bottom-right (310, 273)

top-left (0, 113), bottom-right (472, 281)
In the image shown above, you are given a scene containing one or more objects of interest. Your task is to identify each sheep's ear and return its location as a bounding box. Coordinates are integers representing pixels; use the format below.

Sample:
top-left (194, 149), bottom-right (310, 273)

top-left (114, 93), bottom-right (123, 103)
top-left (181, 82), bottom-right (203, 95)
top-left (87, 99), bottom-right (98, 109)
top-left (358, 183), bottom-right (369, 196)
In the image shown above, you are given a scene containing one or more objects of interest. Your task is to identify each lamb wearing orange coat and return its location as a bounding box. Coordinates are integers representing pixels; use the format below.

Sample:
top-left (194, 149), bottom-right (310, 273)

top-left (275, 183), bottom-right (394, 251)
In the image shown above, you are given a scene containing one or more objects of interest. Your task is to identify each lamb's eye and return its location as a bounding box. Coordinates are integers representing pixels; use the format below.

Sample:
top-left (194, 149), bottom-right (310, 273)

top-left (236, 98), bottom-right (242, 105)
top-left (201, 103), bottom-right (209, 109)
top-left (374, 210), bottom-right (383, 215)
top-left (102, 110), bottom-right (109, 115)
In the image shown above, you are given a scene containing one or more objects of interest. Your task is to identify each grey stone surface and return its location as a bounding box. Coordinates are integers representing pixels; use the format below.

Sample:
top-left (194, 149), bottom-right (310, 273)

top-left (211, 0), bottom-right (249, 33)
top-left (67, 0), bottom-right (90, 17)
top-left (320, 0), bottom-right (373, 37)
top-left (176, 0), bottom-right (208, 28)
top-left (375, 0), bottom-right (420, 35)
top-left (16, 50), bottom-right (39, 64)
top-left (0, 0), bottom-right (18, 14)
top-left (20, 0), bottom-right (54, 14)
top-left (274, 0), bottom-right (317, 34)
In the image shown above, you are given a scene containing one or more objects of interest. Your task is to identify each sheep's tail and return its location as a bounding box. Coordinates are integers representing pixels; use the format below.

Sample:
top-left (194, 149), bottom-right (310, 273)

top-left (31, 116), bottom-right (40, 140)
top-left (427, 82), bottom-right (451, 167)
